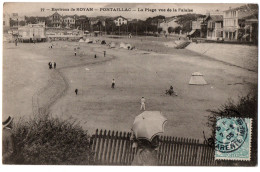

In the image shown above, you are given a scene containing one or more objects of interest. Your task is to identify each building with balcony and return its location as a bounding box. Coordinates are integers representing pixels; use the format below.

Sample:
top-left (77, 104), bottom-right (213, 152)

top-left (63, 15), bottom-right (77, 28)
top-left (205, 14), bottom-right (223, 40)
top-left (49, 12), bottom-right (62, 27)
top-left (223, 5), bottom-right (258, 41)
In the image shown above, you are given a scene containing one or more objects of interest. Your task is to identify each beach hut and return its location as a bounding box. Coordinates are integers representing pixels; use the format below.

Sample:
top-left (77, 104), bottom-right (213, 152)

top-left (189, 72), bottom-right (207, 85)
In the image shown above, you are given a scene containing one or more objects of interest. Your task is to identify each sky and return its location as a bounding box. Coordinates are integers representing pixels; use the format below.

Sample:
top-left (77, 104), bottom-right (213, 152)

top-left (3, 3), bottom-right (246, 19)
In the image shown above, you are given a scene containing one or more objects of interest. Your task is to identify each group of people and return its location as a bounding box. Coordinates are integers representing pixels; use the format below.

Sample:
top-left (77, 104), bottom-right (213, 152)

top-left (48, 62), bottom-right (56, 69)
top-left (166, 85), bottom-right (177, 96)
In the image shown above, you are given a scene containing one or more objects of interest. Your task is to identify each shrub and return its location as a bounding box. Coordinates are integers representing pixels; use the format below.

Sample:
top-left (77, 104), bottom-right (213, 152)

top-left (10, 114), bottom-right (93, 165)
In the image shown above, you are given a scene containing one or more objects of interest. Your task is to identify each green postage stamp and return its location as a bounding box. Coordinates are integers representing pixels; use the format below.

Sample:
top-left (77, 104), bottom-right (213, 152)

top-left (215, 117), bottom-right (252, 161)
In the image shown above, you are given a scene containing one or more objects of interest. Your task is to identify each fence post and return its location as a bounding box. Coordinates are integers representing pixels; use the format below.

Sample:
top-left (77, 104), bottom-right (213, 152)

top-left (188, 139), bottom-right (194, 165)
top-left (119, 132), bottom-right (127, 165)
top-left (178, 138), bottom-right (184, 165)
top-left (107, 130), bottom-right (115, 164)
top-left (168, 136), bottom-right (174, 165)
top-left (111, 131), bottom-right (118, 164)
top-left (104, 130), bottom-right (111, 165)
top-left (99, 130), bottom-right (106, 164)
top-left (95, 129), bottom-right (103, 164)
top-left (114, 131), bottom-right (122, 165)
top-left (124, 132), bottom-right (131, 165)
top-left (165, 136), bottom-right (171, 165)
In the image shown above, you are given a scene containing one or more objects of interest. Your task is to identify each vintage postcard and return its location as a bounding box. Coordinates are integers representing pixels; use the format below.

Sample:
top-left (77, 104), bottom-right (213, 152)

top-left (2, 2), bottom-right (258, 166)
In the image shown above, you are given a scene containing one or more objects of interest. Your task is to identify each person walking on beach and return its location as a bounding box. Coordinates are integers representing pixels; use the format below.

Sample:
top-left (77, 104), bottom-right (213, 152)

top-left (140, 97), bottom-right (146, 111)
top-left (111, 79), bottom-right (115, 88)
top-left (54, 62), bottom-right (56, 69)
top-left (75, 89), bottom-right (78, 95)
top-left (94, 54), bottom-right (97, 58)
top-left (2, 116), bottom-right (14, 164)
top-left (104, 51), bottom-right (106, 57)
top-left (74, 48), bottom-right (77, 56)
top-left (48, 62), bottom-right (52, 69)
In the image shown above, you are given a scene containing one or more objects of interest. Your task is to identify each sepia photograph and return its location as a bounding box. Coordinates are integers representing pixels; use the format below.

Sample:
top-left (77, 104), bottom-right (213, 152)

top-left (1, 1), bottom-right (258, 166)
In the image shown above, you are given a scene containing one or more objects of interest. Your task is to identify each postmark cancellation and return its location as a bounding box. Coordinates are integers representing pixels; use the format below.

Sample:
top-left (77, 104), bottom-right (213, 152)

top-left (215, 117), bottom-right (252, 161)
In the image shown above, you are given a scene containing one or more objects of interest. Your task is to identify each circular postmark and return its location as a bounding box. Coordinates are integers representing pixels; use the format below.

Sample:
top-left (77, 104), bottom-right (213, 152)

top-left (215, 117), bottom-right (248, 153)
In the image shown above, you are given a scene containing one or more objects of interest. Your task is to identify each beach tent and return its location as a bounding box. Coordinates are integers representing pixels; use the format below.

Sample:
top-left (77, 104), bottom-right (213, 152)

top-left (110, 42), bottom-right (116, 48)
top-left (120, 42), bottom-right (127, 48)
top-left (189, 72), bottom-right (207, 85)
top-left (79, 39), bottom-right (84, 42)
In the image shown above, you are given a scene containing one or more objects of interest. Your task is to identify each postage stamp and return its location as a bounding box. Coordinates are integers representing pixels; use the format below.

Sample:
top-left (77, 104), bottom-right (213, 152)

top-left (215, 117), bottom-right (252, 161)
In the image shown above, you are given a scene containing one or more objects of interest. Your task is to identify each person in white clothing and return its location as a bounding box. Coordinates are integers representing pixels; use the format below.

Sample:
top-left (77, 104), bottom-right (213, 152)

top-left (140, 97), bottom-right (145, 110)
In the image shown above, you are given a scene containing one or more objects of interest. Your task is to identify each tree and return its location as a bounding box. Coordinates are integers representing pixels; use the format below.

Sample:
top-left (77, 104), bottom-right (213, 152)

top-left (158, 27), bottom-right (163, 34)
top-left (25, 16), bottom-right (38, 24)
top-left (10, 19), bottom-right (18, 27)
top-left (105, 18), bottom-right (116, 34)
top-left (19, 21), bottom-right (26, 26)
top-left (176, 14), bottom-right (205, 33)
top-left (173, 26), bottom-right (181, 34)
top-left (168, 27), bottom-right (174, 34)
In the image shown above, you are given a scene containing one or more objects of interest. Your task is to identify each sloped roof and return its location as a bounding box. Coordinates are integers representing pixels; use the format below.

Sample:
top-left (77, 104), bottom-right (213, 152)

top-left (63, 15), bottom-right (78, 19)
top-left (50, 12), bottom-right (61, 17)
top-left (113, 16), bottom-right (127, 20)
top-left (206, 15), bottom-right (223, 21)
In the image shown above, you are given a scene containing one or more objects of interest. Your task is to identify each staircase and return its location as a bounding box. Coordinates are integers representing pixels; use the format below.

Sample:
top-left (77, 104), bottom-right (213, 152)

top-left (175, 41), bottom-right (191, 49)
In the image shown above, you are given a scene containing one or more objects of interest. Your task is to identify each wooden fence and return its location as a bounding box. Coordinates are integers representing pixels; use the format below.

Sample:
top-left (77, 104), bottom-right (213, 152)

top-left (90, 129), bottom-right (217, 166)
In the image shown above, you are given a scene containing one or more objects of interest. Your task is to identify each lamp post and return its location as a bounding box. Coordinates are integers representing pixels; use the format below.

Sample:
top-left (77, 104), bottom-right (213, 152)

top-left (119, 24), bottom-right (120, 36)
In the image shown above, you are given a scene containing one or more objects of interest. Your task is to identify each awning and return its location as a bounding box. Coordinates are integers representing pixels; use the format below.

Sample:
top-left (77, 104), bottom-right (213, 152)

top-left (188, 30), bottom-right (196, 35)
